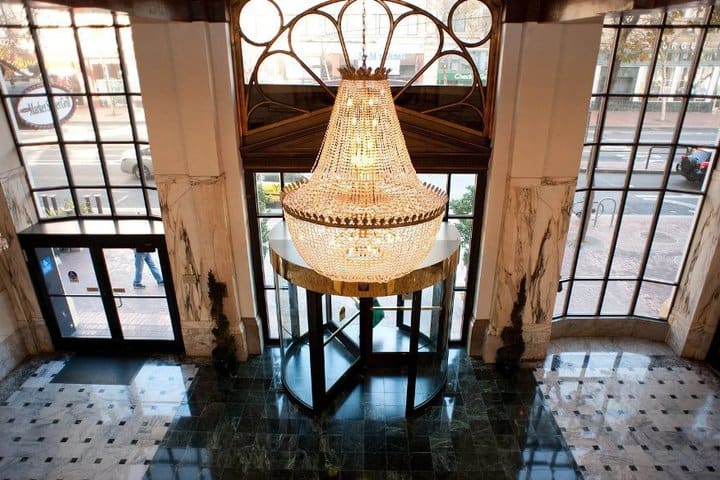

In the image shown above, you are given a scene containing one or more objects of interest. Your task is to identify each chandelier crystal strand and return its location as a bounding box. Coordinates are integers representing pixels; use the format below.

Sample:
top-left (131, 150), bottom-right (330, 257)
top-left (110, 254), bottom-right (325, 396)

top-left (281, 64), bottom-right (447, 283)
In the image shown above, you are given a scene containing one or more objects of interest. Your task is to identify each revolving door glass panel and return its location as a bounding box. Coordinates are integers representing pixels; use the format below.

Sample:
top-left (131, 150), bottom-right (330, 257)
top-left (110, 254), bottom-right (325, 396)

top-left (414, 276), bottom-right (454, 410)
top-left (323, 295), bottom-right (360, 393)
top-left (374, 285), bottom-right (441, 354)
top-left (277, 282), bottom-right (313, 408)
top-left (277, 279), bottom-right (362, 410)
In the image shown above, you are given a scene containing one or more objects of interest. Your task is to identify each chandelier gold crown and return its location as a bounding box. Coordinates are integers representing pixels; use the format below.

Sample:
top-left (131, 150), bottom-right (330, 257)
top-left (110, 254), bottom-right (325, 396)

top-left (281, 65), bottom-right (448, 283)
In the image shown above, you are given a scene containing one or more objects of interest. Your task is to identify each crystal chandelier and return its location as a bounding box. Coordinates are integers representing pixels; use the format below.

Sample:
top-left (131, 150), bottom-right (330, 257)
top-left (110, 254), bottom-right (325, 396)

top-left (281, 60), bottom-right (447, 282)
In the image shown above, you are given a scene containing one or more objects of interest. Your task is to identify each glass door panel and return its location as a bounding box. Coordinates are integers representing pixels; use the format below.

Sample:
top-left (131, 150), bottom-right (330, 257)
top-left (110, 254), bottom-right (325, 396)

top-left (36, 247), bottom-right (111, 338)
top-left (323, 294), bottom-right (360, 392)
top-left (103, 248), bottom-right (174, 341)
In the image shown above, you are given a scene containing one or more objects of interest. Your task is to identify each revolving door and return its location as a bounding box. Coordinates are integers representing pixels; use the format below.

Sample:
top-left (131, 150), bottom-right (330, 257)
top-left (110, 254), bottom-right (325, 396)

top-left (270, 222), bottom-right (460, 416)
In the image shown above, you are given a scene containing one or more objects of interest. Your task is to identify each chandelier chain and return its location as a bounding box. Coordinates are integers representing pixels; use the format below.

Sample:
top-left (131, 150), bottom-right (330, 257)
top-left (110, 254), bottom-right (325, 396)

top-left (361, 0), bottom-right (367, 67)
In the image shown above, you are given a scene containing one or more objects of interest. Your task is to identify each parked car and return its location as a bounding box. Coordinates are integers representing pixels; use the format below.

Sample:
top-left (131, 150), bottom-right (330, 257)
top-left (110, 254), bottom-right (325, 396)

top-left (120, 147), bottom-right (153, 180)
top-left (676, 148), bottom-right (711, 182)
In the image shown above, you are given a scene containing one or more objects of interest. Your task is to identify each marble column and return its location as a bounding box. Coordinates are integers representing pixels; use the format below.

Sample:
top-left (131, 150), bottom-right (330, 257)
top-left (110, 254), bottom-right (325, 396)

top-left (667, 173), bottom-right (720, 359)
top-left (157, 174), bottom-right (248, 359)
top-left (482, 178), bottom-right (576, 361)
top-left (0, 147), bottom-right (53, 381)
top-left (473, 22), bottom-right (602, 362)
top-left (133, 21), bottom-right (258, 359)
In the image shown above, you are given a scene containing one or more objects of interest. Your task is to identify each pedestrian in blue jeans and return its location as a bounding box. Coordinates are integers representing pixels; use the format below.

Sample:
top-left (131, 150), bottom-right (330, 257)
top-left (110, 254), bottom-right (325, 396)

top-left (133, 249), bottom-right (163, 288)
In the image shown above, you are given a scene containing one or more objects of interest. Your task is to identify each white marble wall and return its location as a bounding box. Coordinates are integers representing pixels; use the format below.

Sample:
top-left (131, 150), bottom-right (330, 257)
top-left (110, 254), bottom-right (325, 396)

top-left (157, 174), bottom-right (248, 359)
top-left (667, 173), bottom-right (720, 359)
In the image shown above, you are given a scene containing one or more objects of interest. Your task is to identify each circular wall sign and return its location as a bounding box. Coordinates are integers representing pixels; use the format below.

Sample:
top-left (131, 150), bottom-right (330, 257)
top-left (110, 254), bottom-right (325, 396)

top-left (14, 84), bottom-right (76, 129)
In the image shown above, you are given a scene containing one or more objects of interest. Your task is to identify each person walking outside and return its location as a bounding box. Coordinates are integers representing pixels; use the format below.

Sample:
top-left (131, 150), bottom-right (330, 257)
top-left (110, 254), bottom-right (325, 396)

top-left (133, 249), bottom-right (163, 288)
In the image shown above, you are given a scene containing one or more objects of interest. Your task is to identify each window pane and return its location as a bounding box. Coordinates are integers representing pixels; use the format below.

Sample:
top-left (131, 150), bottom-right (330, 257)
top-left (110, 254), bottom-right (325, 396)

top-left (255, 173), bottom-right (281, 215)
top-left (593, 29), bottom-right (616, 94)
top-left (118, 27), bottom-right (140, 93)
top-left (574, 192), bottom-right (616, 278)
top-left (31, 6), bottom-right (71, 26)
top-left (260, 217), bottom-right (282, 287)
top-left (111, 188), bottom-right (146, 215)
top-left (37, 28), bottom-right (84, 93)
top-left (593, 146), bottom-right (631, 186)
top-left (21, 144), bottom-right (68, 188)
top-left (59, 96), bottom-right (95, 141)
top-left (644, 193), bottom-right (701, 283)
top-left (638, 97), bottom-right (682, 143)
top-left (79, 28), bottom-right (122, 94)
top-left (666, 5), bottom-right (709, 25)
top-left (0, 3), bottom-right (28, 26)
top-left (650, 29), bottom-right (701, 95)
top-left (448, 174), bottom-right (476, 216)
top-left (450, 291), bottom-right (464, 341)
top-left (104, 143), bottom-right (141, 186)
top-left (449, 218), bottom-right (471, 288)
top-left (74, 9), bottom-right (113, 27)
top-left (0, 28), bottom-right (40, 96)
top-left (266, 289), bottom-right (279, 340)
top-left (630, 146), bottom-right (670, 187)
top-left (76, 188), bottom-right (109, 215)
top-left (586, 97), bottom-right (602, 142)
top-left (66, 144), bottom-right (103, 186)
top-left (147, 189), bottom-right (160, 217)
top-left (692, 29), bottom-right (720, 95)
top-left (600, 280), bottom-right (636, 315)
top-left (94, 95), bottom-right (132, 140)
top-left (567, 281), bottom-right (601, 315)
top-left (130, 96), bottom-right (147, 141)
top-left (672, 147), bottom-right (712, 193)
top-left (678, 108), bottom-right (720, 146)
top-left (601, 97), bottom-right (641, 143)
top-left (634, 282), bottom-right (673, 319)
top-left (609, 192), bottom-right (658, 277)
top-left (622, 10), bottom-right (663, 25)
top-left (610, 28), bottom-right (658, 94)
top-left (34, 189), bottom-right (74, 218)
top-left (577, 146), bottom-right (592, 189)
top-left (562, 192), bottom-right (586, 279)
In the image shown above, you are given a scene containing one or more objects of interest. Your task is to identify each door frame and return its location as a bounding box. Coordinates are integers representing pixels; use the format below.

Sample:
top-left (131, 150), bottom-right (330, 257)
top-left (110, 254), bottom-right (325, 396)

top-left (21, 232), bottom-right (184, 354)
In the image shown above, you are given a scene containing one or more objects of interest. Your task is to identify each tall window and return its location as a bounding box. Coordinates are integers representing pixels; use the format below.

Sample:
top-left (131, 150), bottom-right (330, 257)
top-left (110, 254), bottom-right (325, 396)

top-left (0, 2), bottom-right (158, 219)
top-left (556, 4), bottom-right (719, 320)
top-left (232, 0), bottom-right (499, 345)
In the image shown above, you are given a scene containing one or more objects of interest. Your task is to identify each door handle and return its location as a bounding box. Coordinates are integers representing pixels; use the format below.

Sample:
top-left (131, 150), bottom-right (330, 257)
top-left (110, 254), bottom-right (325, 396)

top-left (112, 287), bottom-right (126, 293)
top-left (86, 287), bottom-right (99, 292)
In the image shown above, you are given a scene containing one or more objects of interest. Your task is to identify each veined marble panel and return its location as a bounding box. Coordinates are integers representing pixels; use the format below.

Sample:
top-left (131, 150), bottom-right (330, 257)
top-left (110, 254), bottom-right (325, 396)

top-left (486, 177), bottom-right (575, 362)
top-left (0, 177), bottom-right (45, 354)
top-left (668, 174), bottom-right (720, 359)
top-left (0, 329), bottom-right (27, 381)
top-left (0, 166), bottom-right (37, 231)
top-left (156, 174), bottom-right (248, 360)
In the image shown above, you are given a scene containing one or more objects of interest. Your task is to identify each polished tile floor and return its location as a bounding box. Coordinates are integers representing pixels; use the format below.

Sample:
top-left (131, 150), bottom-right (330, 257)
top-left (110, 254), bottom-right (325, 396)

top-left (0, 339), bottom-right (717, 479)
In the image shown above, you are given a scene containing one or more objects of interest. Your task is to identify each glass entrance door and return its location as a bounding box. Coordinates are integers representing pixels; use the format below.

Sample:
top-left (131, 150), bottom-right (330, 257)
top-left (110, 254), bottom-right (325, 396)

top-left (27, 239), bottom-right (182, 353)
top-left (36, 247), bottom-right (112, 339)
top-left (102, 248), bottom-right (174, 340)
